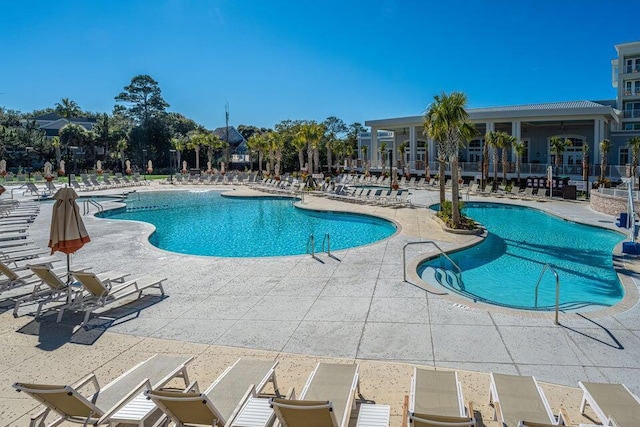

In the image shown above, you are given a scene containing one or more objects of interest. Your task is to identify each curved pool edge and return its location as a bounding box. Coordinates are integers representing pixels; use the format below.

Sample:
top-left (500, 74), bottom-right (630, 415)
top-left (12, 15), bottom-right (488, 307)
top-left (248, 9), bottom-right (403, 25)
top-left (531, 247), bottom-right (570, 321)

top-left (92, 189), bottom-right (400, 259)
top-left (409, 204), bottom-right (640, 318)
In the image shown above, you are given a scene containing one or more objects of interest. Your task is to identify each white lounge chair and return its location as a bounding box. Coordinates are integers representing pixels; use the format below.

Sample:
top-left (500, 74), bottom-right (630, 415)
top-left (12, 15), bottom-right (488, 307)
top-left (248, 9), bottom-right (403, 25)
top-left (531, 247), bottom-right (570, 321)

top-left (269, 363), bottom-right (389, 427)
top-left (145, 358), bottom-right (280, 426)
top-left (62, 271), bottom-right (166, 325)
top-left (14, 354), bottom-right (193, 427)
top-left (408, 368), bottom-right (476, 426)
top-left (579, 381), bottom-right (640, 427)
top-left (490, 373), bottom-right (566, 427)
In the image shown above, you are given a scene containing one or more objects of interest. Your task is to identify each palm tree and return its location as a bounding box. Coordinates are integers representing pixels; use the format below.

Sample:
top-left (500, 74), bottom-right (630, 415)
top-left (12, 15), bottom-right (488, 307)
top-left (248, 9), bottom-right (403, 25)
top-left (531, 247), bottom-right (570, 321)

top-left (424, 91), bottom-right (476, 227)
top-left (271, 131), bottom-right (285, 178)
top-left (481, 134), bottom-right (489, 188)
top-left (292, 130), bottom-right (307, 172)
top-left (360, 145), bottom-right (369, 174)
top-left (627, 136), bottom-right (640, 187)
top-left (398, 142), bottom-right (407, 177)
top-left (51, 136), bottom-right (62, 168)
top-left (600, 138), bottom-right (611, 182)
top-left (513, 140), bottom-right (525, 183)
top-left (116, 136), bottom-right (128, 172)
top-left (485, 131), bottom-right (500, 187)
top-left (55, 98), bottom-right (81, 118)
top-left (186, 130), bottom-right (203, 171)
top-left (298, 122), bottom-right (323, 175)
top-left (246, 133), bottom-right (265, 173)
top-left (500, 133), bottom-right (516, 185)
top-left (581, 143), bottom-right (589, 182)
top-left (549, 136), bottom-right (572, 174)
top-left (171, 135), bottom-right (187, 172)
top-left (379, 142), bottom-right (388, 176)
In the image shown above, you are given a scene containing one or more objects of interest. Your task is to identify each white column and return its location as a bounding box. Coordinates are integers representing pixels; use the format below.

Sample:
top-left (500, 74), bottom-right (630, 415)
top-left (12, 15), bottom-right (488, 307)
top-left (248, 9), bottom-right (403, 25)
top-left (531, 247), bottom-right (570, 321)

top-left (593, 119), bottom-right (605, 169)
top-left (371, 127), bottom-right (378, 168)
top-left (409, 126), bottom-right (417, 172)
top-left (511, 121), bottom-right (521, 162)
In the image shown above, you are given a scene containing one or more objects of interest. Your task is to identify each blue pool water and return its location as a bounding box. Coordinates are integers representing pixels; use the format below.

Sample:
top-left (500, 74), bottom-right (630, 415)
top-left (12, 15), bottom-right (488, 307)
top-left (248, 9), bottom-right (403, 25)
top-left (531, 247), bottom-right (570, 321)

top-left (99, 190), bottom-right (396, 257)
top-left (418, 203), bottom-right (625, 311)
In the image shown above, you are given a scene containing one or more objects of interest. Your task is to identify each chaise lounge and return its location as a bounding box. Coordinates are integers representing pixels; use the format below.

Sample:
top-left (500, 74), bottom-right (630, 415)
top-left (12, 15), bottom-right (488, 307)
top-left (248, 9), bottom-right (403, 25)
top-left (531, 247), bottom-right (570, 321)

top-left (578, 381), bottom-right (640, 427)
top-left (407, 368), bottom-right (476, 426)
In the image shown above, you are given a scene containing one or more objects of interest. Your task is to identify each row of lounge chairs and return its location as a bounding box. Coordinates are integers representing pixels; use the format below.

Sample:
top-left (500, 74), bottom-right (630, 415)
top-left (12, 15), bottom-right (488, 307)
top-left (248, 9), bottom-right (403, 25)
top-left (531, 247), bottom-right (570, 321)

top-left (69, 173), bottom-right (150, 191)
top-left (328, 186), bottom-right (412, 207)
top-left (165, 172), bottom-right (261, 185)
top-left (14, 358), bottom-right (640, 427)
top-left (5, 261), bottom-right (166, 325)
top-left (467, 183), bottom-right (552, 201)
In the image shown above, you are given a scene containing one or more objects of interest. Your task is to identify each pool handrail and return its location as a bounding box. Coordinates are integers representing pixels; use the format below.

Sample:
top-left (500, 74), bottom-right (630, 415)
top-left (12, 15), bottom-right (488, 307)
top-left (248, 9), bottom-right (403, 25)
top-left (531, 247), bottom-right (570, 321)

top-left (533, 263), bottom-right (561, 324)
top-left (322, 233), bottom-right (331, 257)
top-left (403, 241), bottom-right (462, 284)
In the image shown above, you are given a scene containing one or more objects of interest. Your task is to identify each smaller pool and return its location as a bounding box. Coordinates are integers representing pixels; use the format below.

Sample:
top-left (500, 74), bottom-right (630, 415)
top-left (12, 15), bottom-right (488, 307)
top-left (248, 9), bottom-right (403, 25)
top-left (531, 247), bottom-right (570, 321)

top-left (418, 203), bottom-right (625, 311)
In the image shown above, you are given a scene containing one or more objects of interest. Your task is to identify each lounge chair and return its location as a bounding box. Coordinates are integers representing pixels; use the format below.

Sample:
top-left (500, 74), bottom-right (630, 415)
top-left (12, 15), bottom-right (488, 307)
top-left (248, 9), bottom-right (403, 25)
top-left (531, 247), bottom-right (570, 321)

top-left (408, 368), bottom-right (476, 426)
top-left (578, 381), bottom-right (640, 427)
top-left (270, 363), bottom-right (376, 427)
top-left (145, 358), bottom-right (280, 427)
top-left (14, 354), bottom-right (193, 427)
top-left (13, 264), bottom-right (128, 318)
top-left (489, 373), bottom-right (566, 427)
top-left (0, 260), bottom-right (42, 293)
top-left (62, 270), bottom-right (166, 325)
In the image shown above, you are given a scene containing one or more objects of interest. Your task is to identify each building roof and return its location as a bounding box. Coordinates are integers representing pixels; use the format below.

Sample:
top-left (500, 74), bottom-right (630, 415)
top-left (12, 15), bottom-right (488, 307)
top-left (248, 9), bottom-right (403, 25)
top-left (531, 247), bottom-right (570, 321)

top-left (468, 100), bottom-right (613, 113)
top-left (365, 99), bottom-right (620, 128)
top-left (35, 112), bottom-right (97, 124)
top-left (213, 126), bottom-right (245, 145)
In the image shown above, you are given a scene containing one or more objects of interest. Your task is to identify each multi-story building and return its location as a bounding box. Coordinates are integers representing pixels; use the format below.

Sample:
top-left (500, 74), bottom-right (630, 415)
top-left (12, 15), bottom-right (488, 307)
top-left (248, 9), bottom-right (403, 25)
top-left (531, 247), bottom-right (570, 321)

top-left (359, 41), bottom-right (640, 182)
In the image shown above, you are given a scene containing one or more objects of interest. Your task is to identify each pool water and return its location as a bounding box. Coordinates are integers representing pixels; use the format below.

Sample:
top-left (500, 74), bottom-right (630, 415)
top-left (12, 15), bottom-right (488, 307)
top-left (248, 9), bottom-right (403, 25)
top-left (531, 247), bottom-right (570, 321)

top-left (100, 190), bottom-right (396, 257)
top-left (418, 203), bottom-right (625, 311)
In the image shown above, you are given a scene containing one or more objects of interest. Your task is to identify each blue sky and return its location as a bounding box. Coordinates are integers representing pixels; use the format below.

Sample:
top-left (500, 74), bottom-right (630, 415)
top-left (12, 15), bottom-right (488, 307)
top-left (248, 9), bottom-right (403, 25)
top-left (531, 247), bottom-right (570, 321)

top-left (1, 0), bottom-right (638, 130)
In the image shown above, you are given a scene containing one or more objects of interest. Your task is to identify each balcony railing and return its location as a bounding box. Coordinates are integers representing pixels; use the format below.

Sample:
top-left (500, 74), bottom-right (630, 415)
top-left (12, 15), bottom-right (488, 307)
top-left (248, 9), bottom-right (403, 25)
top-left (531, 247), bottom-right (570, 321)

top-left (625, 65), bottom-right (640, 73)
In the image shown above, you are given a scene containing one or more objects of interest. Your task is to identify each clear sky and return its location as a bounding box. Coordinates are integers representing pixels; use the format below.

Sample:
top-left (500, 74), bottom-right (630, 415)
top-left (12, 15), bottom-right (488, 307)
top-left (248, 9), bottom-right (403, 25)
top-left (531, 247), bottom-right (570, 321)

top-left (1, 0), bottom-right (638, 130)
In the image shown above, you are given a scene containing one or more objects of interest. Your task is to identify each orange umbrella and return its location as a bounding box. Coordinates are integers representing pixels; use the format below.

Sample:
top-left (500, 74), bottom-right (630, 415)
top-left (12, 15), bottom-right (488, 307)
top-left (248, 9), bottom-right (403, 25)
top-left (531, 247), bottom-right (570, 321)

top-left (48, 188), bottom-right (90, 281)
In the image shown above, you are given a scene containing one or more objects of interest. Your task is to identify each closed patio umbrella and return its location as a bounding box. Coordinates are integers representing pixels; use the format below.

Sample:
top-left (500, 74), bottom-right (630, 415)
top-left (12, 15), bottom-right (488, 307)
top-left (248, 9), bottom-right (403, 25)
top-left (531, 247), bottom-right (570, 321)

top-left (48, 187), bottom-right (91, 282)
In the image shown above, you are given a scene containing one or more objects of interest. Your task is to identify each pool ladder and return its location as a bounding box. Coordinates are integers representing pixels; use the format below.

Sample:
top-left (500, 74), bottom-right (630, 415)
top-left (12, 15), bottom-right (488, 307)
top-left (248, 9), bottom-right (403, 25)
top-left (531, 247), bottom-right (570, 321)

top-left (306, 233), bottom-right (332, 258)
top-left (534, 264), bottom-right (561, 325)
top-left (83, 199), bottom-right (103, 215)
top-left (403, 241), bottom-right (463, 284)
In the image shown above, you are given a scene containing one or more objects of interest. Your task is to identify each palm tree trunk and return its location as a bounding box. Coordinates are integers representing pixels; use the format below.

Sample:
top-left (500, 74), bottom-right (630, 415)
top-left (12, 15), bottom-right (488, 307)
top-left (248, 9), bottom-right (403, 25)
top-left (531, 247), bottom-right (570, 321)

top-left (492, 148), bottom-right (498, 186)
top-left (439, 160), bottom-right (446, 206)
top-left (327, 148), bottom-right (332, 173)
top-left (451, 158), bottom-right (460, 227)
top-left (55, 146), bottom-right (61, 169)
top-left (502, 148), bottom-right (508, 184)
top-left (314, 148), bottom-right (319, 173)
top-left (307, 144), bottom-right (313, 174)
top-left (298, 150), bottom-right (304, 172)
top-left (194, 147), bottom-right (200, 170)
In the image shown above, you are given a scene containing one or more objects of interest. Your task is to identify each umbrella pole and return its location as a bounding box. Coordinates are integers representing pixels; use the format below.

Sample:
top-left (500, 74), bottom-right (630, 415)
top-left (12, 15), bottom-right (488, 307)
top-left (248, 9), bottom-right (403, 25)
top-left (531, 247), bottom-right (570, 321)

top-left (66, 253), bottom-right (71, 285)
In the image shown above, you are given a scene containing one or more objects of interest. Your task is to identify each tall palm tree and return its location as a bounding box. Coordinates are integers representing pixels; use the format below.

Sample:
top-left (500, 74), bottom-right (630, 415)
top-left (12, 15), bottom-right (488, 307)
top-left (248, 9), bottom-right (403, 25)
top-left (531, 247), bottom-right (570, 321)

top-left (627, 136), bottom-right (640, 187)
top-left (398, 142), bottom-right (407, 176)
top-left (424, 91), bottom-right (476, 227)
top-left (171, 135), bottom-right (187, 172)
top-left (360, 145), bottom-right (369, 174)
top-left (513, 140), bottom-right (525, 184)
top-left (600, 138), bottom-right (611, 182)
top-left (500, 133), bottom-right (516, 185)
top-left (581, 143), bottom-right (589, 182)
top-left (379, 142), bottom-right (388, 176)
top-left (481, 134), bottom-right (489, 188)
top-left (246, 133), bottom-right (265, 173)
top-left (271, 131), bottom-right (285, 178)
top-left (485, 131), bottom-right (500, 186)
top-left (298, 122), bottom-right (323, 176)
top-left (55, 98), bottom-right (81, 118)
top-left (186, 130), bottom-right (203, 170)
top-left (292, 131), bottom-right (307, 172)
top-left (549, 136), bottom-right (572, 174)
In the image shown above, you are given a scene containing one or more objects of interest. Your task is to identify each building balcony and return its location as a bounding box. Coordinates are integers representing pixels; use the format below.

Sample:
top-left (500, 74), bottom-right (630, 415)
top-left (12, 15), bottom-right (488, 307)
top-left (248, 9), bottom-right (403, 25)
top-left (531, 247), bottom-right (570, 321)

top-left (624, 65), bottom-right (640, 73)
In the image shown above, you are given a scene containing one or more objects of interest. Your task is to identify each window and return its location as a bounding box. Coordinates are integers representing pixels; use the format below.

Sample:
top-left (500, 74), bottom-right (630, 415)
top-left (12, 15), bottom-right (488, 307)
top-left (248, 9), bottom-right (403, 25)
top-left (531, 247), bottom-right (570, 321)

top-left (620, 148), bottom-right (630, 165)
top-left (624, 123), bottom-right (640, 130)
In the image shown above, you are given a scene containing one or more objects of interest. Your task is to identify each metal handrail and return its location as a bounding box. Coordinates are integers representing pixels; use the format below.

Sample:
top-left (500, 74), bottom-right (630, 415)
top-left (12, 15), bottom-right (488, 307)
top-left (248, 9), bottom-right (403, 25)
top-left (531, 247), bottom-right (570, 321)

top-left (322, 233), bottom-right (331, 257)
top-left (83, 199), bottom-right (103, 215)
top-left (533, 264), bottom-right (561, 324)
top-left (403, 241), bottom-right (462, 283)
top-left (306, 233), bottom-right (315, 257)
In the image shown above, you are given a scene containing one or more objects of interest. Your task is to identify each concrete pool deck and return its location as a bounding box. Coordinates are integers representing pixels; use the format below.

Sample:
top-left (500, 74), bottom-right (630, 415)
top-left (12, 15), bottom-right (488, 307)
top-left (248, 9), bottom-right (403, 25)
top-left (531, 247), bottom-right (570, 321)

top-left (2, 182), bottom-right (640, 425)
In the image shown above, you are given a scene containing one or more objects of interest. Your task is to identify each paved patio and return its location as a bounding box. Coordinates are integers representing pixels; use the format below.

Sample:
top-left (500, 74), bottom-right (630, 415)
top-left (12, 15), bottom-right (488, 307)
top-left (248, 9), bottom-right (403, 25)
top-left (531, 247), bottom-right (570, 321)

top-left (2, 182), bottom-right (640, 424)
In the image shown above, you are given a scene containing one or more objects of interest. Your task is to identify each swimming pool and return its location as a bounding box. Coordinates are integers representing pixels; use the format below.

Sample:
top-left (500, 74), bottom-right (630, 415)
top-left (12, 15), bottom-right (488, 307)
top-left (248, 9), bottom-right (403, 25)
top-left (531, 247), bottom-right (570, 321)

top-left (99, 190), bottom-right (396, 257)
top-left (418, 202), bottom-right (625, 311)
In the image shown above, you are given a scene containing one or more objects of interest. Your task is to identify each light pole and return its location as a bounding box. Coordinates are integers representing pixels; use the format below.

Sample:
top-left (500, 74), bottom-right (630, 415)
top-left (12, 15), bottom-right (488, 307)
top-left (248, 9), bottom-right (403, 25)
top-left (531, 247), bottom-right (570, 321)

top-left (25, 147), bottom-right (34, 181)
top-left (143, 149), bottom-right (148, 181)
top-left (169, 149), bottom-right (176, 183)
